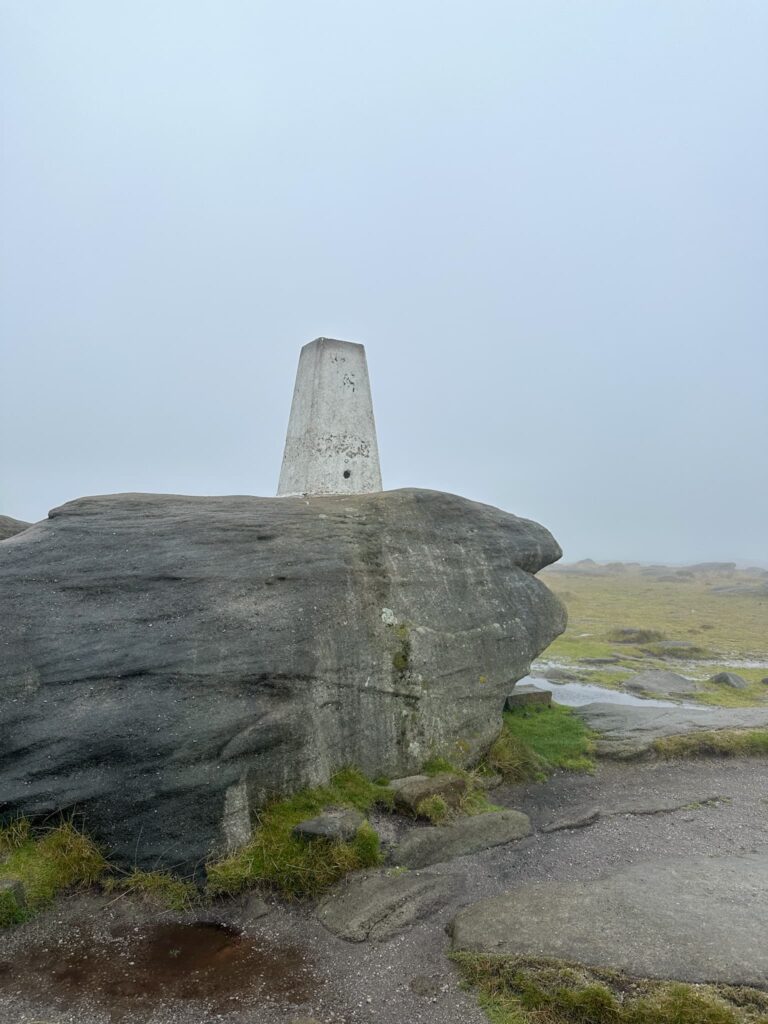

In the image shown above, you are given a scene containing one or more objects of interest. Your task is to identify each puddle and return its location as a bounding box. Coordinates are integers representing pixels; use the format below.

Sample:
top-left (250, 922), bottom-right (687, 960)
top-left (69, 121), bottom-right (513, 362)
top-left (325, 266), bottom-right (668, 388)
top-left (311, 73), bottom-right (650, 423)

top-left (521, 676), bottom-right (706, 709)
top-left (0, 920), bottom-right (321, 1020)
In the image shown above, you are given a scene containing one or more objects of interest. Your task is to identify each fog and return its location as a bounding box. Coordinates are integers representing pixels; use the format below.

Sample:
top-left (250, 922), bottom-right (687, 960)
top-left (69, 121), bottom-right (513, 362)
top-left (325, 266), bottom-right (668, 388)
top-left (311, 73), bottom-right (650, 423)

top-left (1, 1), bottom-right (766, 563)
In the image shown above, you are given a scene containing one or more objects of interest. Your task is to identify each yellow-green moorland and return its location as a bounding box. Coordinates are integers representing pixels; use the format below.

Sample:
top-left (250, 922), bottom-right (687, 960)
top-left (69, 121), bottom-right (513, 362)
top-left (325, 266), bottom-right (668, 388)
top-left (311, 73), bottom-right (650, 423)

top-left (453, 953), bottom-right (768, 1024)
top-left (537, 563), bottom-right (768, 706)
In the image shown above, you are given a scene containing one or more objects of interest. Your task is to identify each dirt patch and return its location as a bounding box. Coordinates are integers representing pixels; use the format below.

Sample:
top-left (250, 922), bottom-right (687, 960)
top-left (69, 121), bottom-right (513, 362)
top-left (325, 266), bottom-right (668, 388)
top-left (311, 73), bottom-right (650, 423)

top-left (0, 919), bottom-right (320, 1021)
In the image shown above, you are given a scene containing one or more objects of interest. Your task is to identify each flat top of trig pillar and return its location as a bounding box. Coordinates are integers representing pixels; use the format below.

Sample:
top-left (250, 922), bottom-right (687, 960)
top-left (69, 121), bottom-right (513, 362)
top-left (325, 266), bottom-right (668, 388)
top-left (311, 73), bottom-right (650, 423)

top-left (303, 336), bottom-right (364, 351)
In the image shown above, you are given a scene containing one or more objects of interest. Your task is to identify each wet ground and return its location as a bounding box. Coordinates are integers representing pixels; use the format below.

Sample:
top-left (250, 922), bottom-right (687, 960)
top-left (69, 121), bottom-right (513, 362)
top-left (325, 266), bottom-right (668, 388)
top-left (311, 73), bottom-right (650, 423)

top-left (519, 674), bottom-right (706, 708)
top-left (0, 919), bottom-right (318, 1020)
top-left (3, 757), bottom-right (768, 1024)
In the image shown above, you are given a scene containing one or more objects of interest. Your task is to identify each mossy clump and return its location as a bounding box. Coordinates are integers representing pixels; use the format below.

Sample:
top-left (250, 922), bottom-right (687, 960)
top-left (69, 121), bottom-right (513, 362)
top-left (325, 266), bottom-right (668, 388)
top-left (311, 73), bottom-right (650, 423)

top-left (206, 768), bottom-right (389, 900)
top-left (104, 870), bottom-right (200, 911)
top-left (653, 729), bottom-right (768, 759)
top-left (416, 795), bottom-right (449, 824)
top-left (0, 818), bottom-right (107, 924)
top-left (423, 755), bottom-right (457, 776)
top-left (391, 623), bottom-right (412, 673)
top-left (453, 953), bottom-right (768, 1024)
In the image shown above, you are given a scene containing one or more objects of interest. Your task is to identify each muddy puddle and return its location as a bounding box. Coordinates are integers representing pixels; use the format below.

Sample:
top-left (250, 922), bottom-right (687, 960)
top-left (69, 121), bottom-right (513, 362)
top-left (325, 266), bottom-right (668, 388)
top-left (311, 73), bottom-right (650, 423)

top-left (0, 919), bottom-right (321, 1020)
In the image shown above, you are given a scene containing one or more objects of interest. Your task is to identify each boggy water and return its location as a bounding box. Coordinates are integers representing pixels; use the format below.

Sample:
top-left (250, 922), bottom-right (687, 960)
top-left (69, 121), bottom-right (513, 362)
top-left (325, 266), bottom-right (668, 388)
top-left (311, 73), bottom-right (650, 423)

top-left (522, 675), bottom-right (706, 709)
top-left (0, 920), bottom-right (321, 1020)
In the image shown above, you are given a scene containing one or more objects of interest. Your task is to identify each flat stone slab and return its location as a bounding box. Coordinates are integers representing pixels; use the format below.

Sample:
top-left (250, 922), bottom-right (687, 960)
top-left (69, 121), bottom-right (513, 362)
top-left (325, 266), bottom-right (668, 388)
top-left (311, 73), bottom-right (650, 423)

top-left (574, 703), bottom-right (768, 758)
top-left (505, 685), bottom-right (552, 709)
top-left (317, 869), bottom-right (456, 942)
top-left (623, 670), bottom-right (700, 697)
top-left (451, 854), bottom-right (768, 986)
top-left (393, 810), bottom-right (531, 869)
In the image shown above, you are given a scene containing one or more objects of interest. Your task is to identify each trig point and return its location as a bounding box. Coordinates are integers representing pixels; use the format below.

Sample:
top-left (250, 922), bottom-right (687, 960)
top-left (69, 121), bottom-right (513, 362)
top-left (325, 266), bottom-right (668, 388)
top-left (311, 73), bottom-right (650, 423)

top-left (278, 338), bottom-right (383, 496)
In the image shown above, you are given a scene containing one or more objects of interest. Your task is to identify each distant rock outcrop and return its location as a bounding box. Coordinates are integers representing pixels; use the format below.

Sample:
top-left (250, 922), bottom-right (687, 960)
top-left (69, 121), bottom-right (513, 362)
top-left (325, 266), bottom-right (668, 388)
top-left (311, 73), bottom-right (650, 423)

top-left (0, 489), bottom-right (565, 872)
top-left (0, 516), bottom-right (31, 541)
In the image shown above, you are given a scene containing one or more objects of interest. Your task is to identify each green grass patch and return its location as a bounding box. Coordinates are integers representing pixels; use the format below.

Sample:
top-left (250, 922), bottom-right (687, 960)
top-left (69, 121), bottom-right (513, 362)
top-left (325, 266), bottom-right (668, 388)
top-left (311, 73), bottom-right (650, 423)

top-left (104, 869), bottom-right (200, 911)
top-left (453, 953), bottom-right (768, 1024)
top-left (0, 818), bottom-right (107, 924)
top-left (489, 705), bottom-right (595, 781)
top-left (653, 729), bottom-right (768, 759)
top-left (206, 768), bottom-right (389, 900)
top-left (416, 795), bottom-right (449, 824)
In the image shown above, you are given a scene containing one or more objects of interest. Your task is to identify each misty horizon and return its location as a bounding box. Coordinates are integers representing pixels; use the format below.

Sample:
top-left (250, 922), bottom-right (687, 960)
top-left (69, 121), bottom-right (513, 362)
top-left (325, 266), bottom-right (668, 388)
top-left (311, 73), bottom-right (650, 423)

top-left (2, 3), bottom-right (766, 566)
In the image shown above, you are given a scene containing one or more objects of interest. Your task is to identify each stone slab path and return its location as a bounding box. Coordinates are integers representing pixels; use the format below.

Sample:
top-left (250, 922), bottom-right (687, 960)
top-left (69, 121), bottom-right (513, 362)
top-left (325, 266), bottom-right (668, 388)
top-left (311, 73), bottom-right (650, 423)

top-left (451, 853), bottom-right (768, 986)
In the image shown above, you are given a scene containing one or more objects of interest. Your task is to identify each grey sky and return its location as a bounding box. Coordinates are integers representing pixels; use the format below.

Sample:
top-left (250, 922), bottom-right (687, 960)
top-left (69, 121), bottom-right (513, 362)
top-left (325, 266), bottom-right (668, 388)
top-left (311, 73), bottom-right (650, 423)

top-left (1, 1), bottom-right (766, 564)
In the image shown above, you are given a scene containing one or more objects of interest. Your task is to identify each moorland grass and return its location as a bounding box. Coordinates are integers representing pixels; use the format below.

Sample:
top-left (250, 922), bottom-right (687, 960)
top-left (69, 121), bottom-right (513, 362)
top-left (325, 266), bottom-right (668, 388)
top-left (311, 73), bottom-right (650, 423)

top-left (103, 869), bottom-right (200, 910)
top-left (538, 565), bottom-right (768, 707)
top-left (488, 705), bottom-right (595, 781)
top-left (453, 953), bottom-right (768, 1024)
top-left (0, 818), bottom-right (106, 925)
top-left (653, 729), bottom-right (768, 759)
top-left (205, 767), bottom-right (389, 900)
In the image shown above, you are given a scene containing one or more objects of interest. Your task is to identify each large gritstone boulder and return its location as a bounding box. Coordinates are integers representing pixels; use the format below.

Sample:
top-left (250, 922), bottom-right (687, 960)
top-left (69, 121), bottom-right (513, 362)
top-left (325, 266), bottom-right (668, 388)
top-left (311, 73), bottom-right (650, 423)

top-left (0, 515), bottom-right (31, 541)
top-left (0, 488), bottom-right (565, 871)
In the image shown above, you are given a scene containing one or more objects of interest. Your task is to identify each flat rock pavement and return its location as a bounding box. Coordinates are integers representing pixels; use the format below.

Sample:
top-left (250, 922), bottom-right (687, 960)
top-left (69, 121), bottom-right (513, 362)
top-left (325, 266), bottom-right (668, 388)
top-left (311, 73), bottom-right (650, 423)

top-left (393, 810), bottom-right (531, 869)
top-left (451, 853), bottom-right (768, 987)
top-left (575, 702), bottom-right (768, 757)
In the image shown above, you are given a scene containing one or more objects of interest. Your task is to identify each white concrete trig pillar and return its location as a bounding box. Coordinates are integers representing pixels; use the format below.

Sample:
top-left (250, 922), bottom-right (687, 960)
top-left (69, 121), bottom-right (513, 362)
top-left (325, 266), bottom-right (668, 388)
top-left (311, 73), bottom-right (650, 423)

top-left (277, 338), bottom-right (383, 496)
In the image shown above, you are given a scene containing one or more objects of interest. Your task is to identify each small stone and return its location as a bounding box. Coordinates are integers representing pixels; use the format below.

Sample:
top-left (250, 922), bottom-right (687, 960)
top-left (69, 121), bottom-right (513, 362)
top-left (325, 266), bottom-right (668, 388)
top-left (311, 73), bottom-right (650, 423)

top-left (505, 685), bottom-right (552, 709)
top-left (762, 677), bottom-right (768, 686)
top-left (710, 672), bottom-right (748, 690)
top-left (388, 774), bottom-right (467, 816)
top-left (292, 808), bottom-right (365, 842)
top-left (541, 808), bottom-right (600, 833)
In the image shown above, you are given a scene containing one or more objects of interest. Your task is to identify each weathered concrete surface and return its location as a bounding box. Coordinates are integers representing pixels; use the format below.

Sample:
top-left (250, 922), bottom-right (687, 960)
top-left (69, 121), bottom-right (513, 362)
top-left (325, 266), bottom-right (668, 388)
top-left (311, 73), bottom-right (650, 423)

top-left (317, 869), bottom-right (457, 941)
top-left (0, 488), bottom-right (564, 871)
top-left (451, 854), bottom-right (768, 986)
top-left (0, 515), bottom-right (31, 541)
top-left (575, 702), bottom-right (768, 758)
top-left (393, 810), bottom-right (531, 868)
top-left (278, 338), bottom-right (382, 496)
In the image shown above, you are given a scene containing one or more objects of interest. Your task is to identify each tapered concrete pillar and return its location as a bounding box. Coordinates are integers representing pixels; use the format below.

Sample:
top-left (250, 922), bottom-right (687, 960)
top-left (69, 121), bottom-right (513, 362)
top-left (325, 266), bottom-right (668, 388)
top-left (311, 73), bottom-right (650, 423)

top-left (278, 338), bottom-right (383, 496)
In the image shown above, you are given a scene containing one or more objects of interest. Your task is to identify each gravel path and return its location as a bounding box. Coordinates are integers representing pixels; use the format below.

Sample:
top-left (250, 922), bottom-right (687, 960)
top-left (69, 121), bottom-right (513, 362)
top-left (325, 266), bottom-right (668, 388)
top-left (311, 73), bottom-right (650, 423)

top-left (2, 757), bottom-right (767, 1024)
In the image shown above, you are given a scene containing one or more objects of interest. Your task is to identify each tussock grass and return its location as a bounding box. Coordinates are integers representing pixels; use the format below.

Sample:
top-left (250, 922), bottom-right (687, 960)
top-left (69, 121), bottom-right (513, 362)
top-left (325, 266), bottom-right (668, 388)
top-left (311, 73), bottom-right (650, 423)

top-left (488, 706), bottom-right (595, 782)
top-left (416, 795), bottom-right (449, 824)
top-left (104, 870), bottom-right (200, 911)
top-left (453, 953), bottom-right (768, 1024)
top-left (0, 818), bottom-right (107, 924)
top-left (206, 768), bottom-right (388, 900)
top-left (653, 729), bottom-right (768, 759)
